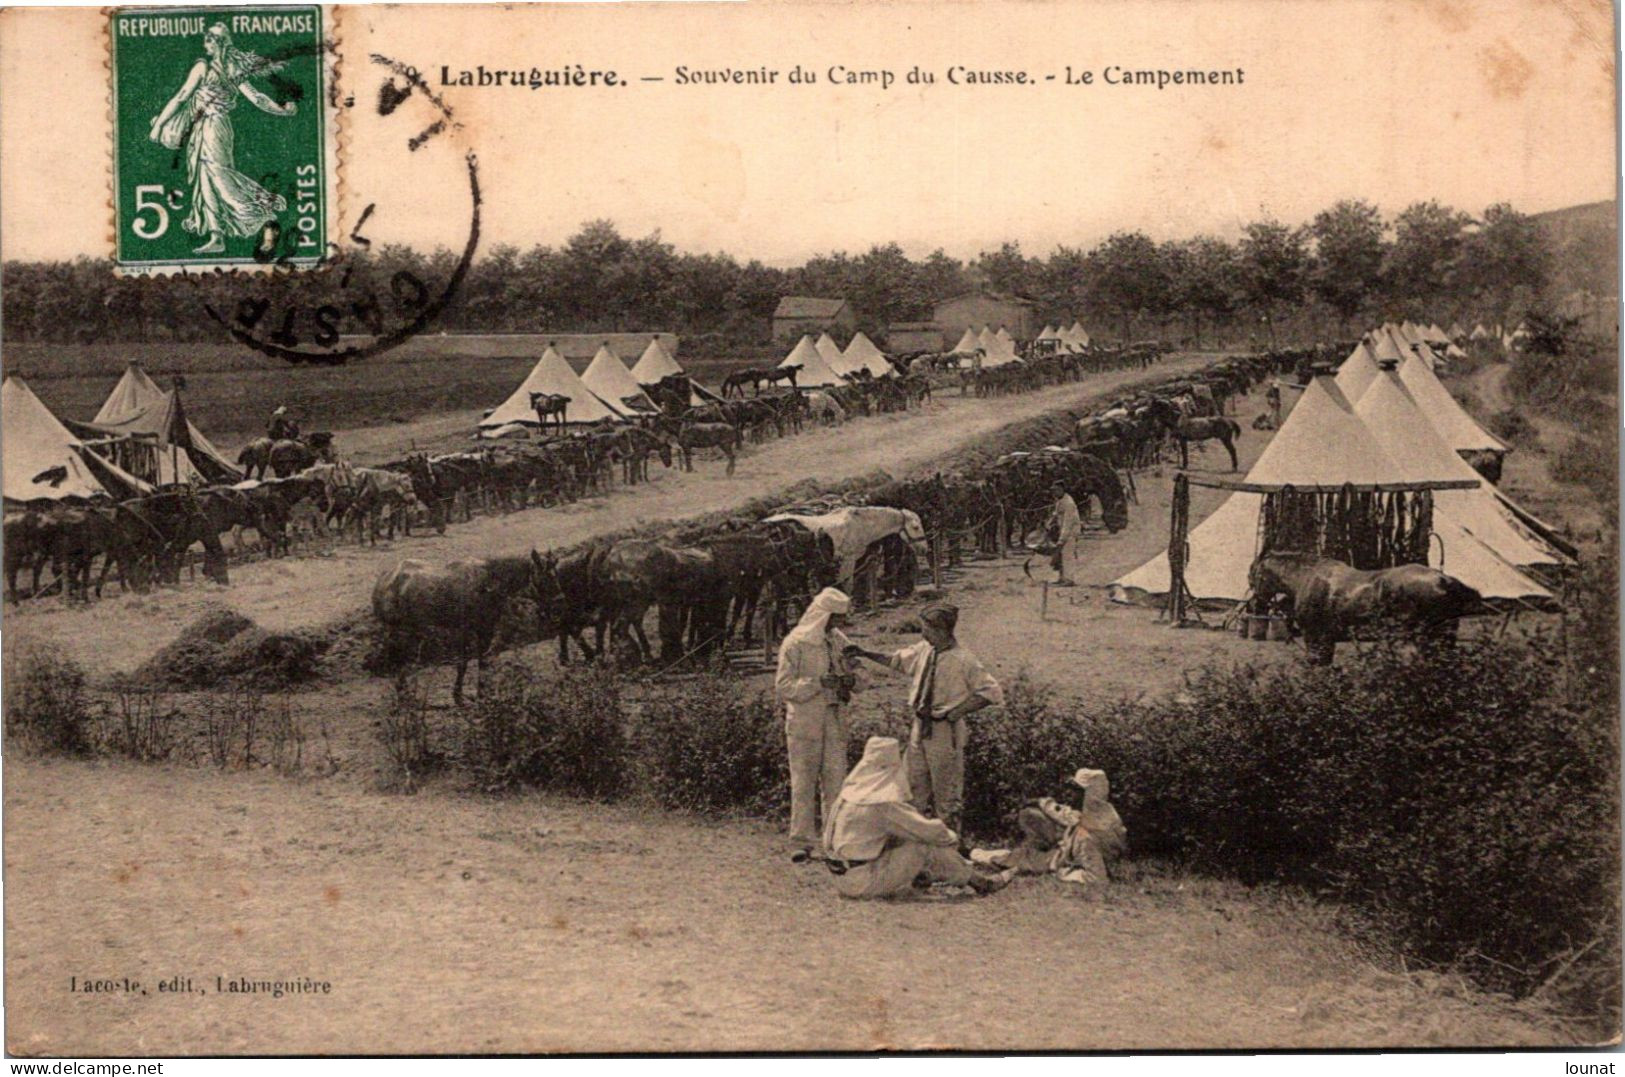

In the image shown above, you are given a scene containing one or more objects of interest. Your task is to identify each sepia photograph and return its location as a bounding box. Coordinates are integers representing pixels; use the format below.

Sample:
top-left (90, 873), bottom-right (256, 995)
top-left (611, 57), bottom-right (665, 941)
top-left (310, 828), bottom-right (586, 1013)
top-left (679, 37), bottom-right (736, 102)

top-left (0, 0), bottom-right (1618, 1057)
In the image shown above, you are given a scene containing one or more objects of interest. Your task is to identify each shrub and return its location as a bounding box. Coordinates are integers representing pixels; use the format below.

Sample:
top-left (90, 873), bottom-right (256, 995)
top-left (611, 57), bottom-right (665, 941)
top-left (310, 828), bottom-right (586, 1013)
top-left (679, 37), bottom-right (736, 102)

top-left (107, 687), bottom-right (181, 763)
top-left (376, 670), bottom-right (439, 792)
top-left (4, 646), bottom-right (97, 756)
top-left (1054, 637), bottom-right (1620, 1005)
top-left (635, 672), bottom-right (787, 816)
top-left (1552, 436), bottom-right (1618, 505)
top-left (456, 662), bottom-right (627, 798)
top-left (1487, 408), bottom-right (1537, 449)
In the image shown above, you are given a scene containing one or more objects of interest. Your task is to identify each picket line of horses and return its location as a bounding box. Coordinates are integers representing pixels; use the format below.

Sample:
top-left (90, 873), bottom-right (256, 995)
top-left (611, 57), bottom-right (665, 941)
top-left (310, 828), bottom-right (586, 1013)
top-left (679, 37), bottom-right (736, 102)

top-left (369, 350), bottom-right (1314, 700)
top-left (5, 341), bottom-right (1189, 608)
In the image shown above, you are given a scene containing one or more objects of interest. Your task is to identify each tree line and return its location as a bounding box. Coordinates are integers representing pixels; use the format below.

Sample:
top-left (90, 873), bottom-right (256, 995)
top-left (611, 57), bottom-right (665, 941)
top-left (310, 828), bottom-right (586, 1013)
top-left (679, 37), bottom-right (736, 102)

top-left (1, 200), bottom-right (1554, 349)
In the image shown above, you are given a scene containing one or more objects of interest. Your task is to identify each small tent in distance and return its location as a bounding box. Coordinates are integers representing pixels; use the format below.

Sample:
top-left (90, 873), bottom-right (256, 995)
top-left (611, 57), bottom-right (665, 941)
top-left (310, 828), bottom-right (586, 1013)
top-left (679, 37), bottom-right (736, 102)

top-left (480, 346), bottom-right (626, 431)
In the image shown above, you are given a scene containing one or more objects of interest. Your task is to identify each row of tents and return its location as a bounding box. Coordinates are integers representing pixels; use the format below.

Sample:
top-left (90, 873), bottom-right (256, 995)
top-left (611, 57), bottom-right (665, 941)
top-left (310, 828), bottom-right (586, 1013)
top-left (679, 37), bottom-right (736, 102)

top-left (480, 337), bottom-right (712, 432)
top-left (3, 364), bottom-right (240, 504)
top-left (1110, 331), bottom-right (1571, 607)
top-left (776, 331), bottom-right (894, 388)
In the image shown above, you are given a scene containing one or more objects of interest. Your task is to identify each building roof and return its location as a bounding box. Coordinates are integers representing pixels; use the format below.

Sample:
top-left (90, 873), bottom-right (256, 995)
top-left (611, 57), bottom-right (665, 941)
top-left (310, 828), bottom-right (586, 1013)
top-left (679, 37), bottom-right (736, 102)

top-left (935, 289), bottom-right (1038, 309)
top-left (773, 296), bottom-right (851, 320)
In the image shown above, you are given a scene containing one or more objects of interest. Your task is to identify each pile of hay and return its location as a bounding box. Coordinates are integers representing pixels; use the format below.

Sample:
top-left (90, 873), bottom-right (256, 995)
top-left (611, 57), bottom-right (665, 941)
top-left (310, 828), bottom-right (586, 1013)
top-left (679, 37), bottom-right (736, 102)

top-left (133, 608), bottom-right (326, 690)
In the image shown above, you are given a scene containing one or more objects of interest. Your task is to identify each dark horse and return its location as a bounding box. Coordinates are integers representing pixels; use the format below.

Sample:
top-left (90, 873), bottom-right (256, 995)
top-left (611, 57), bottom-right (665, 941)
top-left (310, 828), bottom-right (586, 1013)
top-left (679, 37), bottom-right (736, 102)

top-left (1146, 397), bottom-right (1241, 470)
top-left (1250, 550), bottom-right (1483, 665)
top-left (530, 392), bottom-right (571, 433)
top-left (721, 365), bottom-right (800, 398)
top-left (237, 432), bottom-right (336, 480)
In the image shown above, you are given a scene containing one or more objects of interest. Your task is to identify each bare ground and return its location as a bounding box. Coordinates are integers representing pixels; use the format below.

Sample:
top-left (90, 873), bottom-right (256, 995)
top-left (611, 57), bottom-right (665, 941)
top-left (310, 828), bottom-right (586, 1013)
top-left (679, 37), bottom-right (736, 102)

top-left (1, 355), bottom-right (1586, 1053)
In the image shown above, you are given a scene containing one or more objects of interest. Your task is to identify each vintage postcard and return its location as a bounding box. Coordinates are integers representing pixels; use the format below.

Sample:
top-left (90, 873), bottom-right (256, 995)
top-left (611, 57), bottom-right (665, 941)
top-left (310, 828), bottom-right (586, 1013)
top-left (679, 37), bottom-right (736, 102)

top-left (0, 0), bottom-right (1618, 1058)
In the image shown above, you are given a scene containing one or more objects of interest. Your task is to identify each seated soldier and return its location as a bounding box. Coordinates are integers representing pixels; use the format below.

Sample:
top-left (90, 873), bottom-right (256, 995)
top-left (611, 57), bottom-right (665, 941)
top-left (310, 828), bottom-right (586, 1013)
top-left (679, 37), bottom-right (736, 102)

top-left (971, 768), bottom-right (1126, 895)
top-left (821, 736), bottom-right (1006, 899)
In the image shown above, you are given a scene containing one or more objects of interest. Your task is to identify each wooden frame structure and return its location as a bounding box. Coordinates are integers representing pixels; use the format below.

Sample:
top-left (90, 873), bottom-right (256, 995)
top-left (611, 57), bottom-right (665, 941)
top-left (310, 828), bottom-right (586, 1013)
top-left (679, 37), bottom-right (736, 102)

top-left (1164, 472), bottom-right (1480, 626)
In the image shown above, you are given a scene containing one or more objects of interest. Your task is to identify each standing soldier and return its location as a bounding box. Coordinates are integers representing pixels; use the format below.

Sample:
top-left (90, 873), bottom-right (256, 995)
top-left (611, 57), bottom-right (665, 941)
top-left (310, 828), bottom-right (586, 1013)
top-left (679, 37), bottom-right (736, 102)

top-left (1045, 481), bottom-right (1081, 587)
top-left (774, 587), bottom-right (857, 860)
top-left (849, 603), bottom-right (1003, 841)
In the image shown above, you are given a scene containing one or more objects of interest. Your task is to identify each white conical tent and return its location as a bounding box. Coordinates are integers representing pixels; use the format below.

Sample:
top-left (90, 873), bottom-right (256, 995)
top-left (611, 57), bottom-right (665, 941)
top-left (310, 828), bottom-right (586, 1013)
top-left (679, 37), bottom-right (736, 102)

top-left (1110, 377), bottom-right (1551, 605)
top-left (1448, 322), bottom-right (1467, 340)
top-left (1334, 339), bottom-right (1382, 402)
top-left (95, 361), bottom-right (164, 424)
top-left (842, 332), bottom-right (893, 378)
top-left (950, 327), bottom-right (981, 354)
top-left (1396, 349), bottom-right (1508, 454)
top-left (480, 346), bottom-right (624, 428)
top-left (630, 337), bottom-right (684, 384)
top-left (1470, 323), bottom-right (1489, 340)
top-left (1037, 325), bottom-right (1060, 342)
top-left (582, 345), bottom-right (657, 414)
top-left (1069, 322), bottom-right (1090, 346)
top-left (994, 326), bottom-right (1015, 350)
top-left (779, 334), bottom-right (845, 387)
top-left (814, 332), bottom-right (847, 373)
top-left (87, 362), bottom-right (240, 482)
top-left (1424, 323), bottom-right (1451, 346)
top-left (3, 376), bottom-right (152, 501)
top-left (1355, 372), bottom-right (1563, 568)
top-left (976, 326), bottom-right (998, 355)
top-left (980, 328), bottom-right (1020, 367)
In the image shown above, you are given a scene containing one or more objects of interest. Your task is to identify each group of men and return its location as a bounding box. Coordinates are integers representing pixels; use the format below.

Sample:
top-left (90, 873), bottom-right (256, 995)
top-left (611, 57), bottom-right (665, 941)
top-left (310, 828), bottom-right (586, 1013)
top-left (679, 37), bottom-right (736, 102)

top-left (774, 590), bottom-right (1008, 897)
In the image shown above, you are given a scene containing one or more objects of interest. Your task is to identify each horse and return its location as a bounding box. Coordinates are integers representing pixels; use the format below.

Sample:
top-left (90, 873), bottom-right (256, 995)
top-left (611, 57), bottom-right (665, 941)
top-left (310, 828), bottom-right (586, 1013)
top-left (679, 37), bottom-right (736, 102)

top-left (722, 365), bottom-right (800, 399)
top-left (529, 392), bottom-right (570, 433)
top-left (372, 555), bottom-right (540, 704)
top-left (673, 421), bottom-right (742, 476)
top-left (1145, 397), bottom-right (1242, 470)
top-left (529, 545), bottom-right (612, 664)
top-left (1250, 550), bottom-right (1484, 665)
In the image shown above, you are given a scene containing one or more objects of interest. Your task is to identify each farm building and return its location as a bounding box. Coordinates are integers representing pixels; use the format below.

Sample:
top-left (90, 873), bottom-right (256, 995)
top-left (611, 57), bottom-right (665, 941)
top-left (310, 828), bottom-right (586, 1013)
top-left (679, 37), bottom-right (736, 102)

top-left (886, 322), bottom-right (944, 353)
top-left (772, 297), bottom-right (856, 344)
top-left (932, 290), bottom-right (1039, 340)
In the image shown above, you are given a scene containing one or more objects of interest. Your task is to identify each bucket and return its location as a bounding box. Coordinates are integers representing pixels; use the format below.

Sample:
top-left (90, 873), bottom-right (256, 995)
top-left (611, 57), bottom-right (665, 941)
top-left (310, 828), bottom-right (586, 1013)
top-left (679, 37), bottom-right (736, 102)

top-left (1247, 615), bottom-right (1269, 640)
top-left (1265, 615), bottom-right (1291, 642)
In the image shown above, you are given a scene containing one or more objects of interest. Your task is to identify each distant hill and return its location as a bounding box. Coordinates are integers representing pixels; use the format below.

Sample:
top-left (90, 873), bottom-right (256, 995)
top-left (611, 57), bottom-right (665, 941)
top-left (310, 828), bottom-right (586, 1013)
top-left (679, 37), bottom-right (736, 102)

top-left (1530, 199), bottom-right (1618, 299)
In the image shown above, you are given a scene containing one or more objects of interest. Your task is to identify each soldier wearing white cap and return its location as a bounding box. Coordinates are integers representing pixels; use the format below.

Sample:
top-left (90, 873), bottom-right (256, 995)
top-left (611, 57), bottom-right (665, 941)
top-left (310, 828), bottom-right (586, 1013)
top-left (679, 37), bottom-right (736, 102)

top-left (774, 587), bottom-right (857, 857)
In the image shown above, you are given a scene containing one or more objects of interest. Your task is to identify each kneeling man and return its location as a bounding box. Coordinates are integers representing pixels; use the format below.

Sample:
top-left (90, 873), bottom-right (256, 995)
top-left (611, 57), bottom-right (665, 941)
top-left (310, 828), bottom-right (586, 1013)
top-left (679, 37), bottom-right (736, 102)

top-left (821, 737), bottom-right (1005, 899)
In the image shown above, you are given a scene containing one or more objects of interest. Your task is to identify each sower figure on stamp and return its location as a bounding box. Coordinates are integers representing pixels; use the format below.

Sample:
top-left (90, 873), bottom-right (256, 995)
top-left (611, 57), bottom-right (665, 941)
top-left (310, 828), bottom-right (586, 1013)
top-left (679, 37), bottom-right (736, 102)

top-left (774, 587), bottom-right (857, 860)
top-left (148, 23), bottom-right (297, 255)
top-left (849, 603), bottom-right (1003, 843)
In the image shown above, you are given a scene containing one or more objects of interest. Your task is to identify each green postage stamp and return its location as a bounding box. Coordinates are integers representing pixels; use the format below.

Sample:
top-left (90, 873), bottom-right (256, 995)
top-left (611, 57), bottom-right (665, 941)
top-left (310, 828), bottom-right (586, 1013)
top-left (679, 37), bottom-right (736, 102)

top-left (110, 6), bottom-right (330, 273)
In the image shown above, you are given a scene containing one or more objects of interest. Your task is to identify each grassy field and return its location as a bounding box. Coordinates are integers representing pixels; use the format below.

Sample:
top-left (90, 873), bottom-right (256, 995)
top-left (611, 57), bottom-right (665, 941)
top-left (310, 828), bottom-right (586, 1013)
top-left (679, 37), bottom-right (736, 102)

top-left (5, 342), bottom-right (758, 444)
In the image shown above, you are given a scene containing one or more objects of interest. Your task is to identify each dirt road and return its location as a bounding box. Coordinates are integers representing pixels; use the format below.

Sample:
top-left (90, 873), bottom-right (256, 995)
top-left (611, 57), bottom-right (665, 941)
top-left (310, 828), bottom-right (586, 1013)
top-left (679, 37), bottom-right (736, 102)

top-left (5, 355), bottom-right (1216, 674)
top-left (3, 759), bottom-right (1565, 1054)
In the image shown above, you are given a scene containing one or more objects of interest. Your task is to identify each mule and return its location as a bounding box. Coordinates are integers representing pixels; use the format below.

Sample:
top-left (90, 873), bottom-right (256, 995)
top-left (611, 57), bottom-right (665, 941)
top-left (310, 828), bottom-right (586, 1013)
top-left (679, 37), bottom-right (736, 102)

top-left (1146, 398), bottom-right (1242, 470)
top-left (372, 555), bottom-right (538, 703)
top-left (1250, 550), bottom-right (1484, 665)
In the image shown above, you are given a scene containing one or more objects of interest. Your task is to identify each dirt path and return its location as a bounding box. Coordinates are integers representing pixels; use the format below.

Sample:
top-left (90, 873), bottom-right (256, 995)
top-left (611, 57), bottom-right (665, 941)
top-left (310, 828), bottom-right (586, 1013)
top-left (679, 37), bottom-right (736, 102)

top-left (4, 356), bottom-right (1216, 675)
top-left (3, 759), bottom-right (1566, 1055)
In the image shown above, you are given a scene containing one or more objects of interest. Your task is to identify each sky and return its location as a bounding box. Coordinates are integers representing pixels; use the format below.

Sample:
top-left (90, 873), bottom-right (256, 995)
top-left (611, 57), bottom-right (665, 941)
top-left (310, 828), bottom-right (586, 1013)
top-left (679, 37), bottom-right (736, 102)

top-left (1, 0), bottom-right (1616, 266)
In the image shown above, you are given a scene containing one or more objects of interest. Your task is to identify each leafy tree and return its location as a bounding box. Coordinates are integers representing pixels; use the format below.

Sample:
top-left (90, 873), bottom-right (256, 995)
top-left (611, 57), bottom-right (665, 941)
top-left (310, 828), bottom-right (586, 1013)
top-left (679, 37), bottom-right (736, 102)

top-left (1384, 200), bottom-right (1470, 314)
top-left (1085, 231), bottom-right (1167, 343)
top-left (1237, 218), bottom-right (1308, 344)
top-left (1457, 203), bottom-right (1549, 322)
top-left (1308, 199), bottom-right (1386, 330)
top-left (973, 241), bottom-right (1037, 298)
